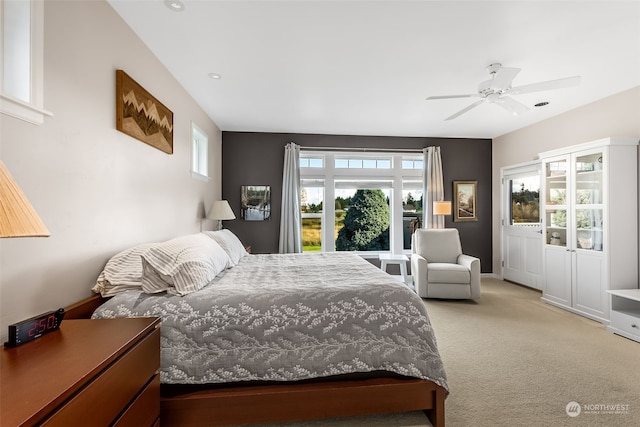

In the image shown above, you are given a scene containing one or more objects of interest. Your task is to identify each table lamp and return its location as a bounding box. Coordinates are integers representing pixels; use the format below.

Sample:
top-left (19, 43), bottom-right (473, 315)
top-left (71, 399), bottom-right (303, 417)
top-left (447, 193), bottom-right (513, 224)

top-left (207, 200), bottom-right (236, 230)
top-left (433, 200), bottom-right (452, 216)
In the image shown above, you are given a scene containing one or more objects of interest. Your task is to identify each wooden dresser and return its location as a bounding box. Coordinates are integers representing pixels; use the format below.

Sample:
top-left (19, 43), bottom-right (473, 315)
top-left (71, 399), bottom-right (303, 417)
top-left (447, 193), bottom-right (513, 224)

top-left (1, 317), bottom-right (160, 427)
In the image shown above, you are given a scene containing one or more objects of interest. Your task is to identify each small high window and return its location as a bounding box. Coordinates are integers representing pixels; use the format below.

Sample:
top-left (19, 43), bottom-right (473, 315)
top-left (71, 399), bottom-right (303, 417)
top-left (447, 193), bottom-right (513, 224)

top-left (0, 0), bottom-right (52, 124)
top-left (191, 122), bottom-right (209, 180)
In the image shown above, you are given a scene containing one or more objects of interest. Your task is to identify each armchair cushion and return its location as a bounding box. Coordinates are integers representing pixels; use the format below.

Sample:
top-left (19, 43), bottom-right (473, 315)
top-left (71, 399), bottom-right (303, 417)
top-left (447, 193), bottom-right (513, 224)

top-left (427, 263), bottom-right (471, 284)
top-left (413, 229), bottom-right (461, 263)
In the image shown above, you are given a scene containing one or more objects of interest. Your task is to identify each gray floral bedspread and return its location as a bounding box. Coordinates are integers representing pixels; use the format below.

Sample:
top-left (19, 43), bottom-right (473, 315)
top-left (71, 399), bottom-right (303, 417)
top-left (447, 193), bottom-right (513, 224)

top-left (92, 252), bottom-right (448, 391)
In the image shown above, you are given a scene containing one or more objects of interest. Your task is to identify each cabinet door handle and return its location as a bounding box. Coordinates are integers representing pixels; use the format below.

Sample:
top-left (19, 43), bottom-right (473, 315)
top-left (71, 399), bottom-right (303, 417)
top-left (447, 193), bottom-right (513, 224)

top-left (632, 324), bottom-right (638, 329)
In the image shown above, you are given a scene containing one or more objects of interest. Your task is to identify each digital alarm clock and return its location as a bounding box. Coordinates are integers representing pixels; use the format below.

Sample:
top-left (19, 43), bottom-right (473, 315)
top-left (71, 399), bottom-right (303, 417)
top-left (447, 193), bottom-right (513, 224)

top-left (4, 308), bottom-right (65, 347)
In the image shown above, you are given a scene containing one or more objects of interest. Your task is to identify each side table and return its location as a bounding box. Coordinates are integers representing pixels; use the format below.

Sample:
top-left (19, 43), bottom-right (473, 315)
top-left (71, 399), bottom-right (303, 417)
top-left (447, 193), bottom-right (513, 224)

top-left (379, 254), bottom-right (409, 285)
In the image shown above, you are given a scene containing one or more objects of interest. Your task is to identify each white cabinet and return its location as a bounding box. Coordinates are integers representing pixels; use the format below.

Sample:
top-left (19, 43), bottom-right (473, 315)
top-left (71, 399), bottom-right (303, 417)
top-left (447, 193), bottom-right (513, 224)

top-left (607, 289), bottom-right (640, 342)
top-left (540, 137), bottom-right (639, 323)
top-left (543, 245), bottom-right (572, 306)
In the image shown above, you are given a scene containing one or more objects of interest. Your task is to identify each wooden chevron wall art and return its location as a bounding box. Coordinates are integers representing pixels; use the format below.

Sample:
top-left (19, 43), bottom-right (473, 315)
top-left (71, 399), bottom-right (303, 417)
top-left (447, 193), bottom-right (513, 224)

top-left (116, 70), bottom-right (174, 154)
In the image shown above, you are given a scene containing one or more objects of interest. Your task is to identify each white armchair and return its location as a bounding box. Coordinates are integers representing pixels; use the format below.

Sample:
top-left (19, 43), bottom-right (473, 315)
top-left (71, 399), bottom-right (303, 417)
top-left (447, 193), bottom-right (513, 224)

top-left (411, 228), bottom-right (481, 300)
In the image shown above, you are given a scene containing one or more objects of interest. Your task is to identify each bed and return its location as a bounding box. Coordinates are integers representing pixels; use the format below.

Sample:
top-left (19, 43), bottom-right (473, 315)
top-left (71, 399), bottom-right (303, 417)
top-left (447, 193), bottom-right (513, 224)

top-left (67, 231), bottom-right (448, 426)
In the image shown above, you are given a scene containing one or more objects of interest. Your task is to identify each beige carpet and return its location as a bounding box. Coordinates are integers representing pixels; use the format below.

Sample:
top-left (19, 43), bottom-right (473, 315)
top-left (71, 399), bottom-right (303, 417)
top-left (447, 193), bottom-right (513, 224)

top-left (258, 278), bottom-right (640, 426)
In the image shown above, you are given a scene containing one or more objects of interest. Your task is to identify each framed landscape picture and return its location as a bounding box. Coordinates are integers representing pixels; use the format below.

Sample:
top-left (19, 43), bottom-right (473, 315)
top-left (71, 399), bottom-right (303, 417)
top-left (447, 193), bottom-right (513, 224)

top-left (454, 180), bottom-right (477, 222)
top-left (241, 185), bottom-right (271, 221)
top-left (116, 70), bottom-right (174, 154)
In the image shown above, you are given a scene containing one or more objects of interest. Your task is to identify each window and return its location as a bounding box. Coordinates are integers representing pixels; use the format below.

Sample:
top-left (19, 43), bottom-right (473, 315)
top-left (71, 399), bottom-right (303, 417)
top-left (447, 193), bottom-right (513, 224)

top-left (334, 157), bottom-right (391, 169)
top-left (0, 0), bottom-right (52, 124)
top-left (3, 0), bottom-right (30, 102)
top-left (402, 180), bottom-right (423, 249)
top-left (334, 184), bottom-right (391, 252)
top-left (300, 151), bottom-right (423, 254)
top-left (402, 159), bottom-right (423, 170)
top-left (191, 122), bottom-right (209, 180)
top-left (301, 180), bottom-right (324, 252)
top-left (300, 156), bottom-right (323, 168)
top-left (509, 176), bottom-right (540, 225)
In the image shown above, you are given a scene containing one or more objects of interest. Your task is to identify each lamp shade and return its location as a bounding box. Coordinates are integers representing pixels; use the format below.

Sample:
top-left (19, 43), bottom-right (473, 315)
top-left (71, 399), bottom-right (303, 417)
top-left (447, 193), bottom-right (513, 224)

top-left (207, 200), bottom-right (236, 221)
top-left (0, 161), bottom-right (50, 238)
top-left (433, 200), bottom-right (452, 216)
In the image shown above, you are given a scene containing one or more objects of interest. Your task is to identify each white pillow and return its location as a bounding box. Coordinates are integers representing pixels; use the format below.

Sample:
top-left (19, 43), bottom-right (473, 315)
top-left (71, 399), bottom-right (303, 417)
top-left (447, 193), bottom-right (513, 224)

top-left (92, 242), bottom-right (157, 297)
top-left (141, 233), bottom-right (232, 296)
top-left (202, 230), bottom-right (247, 265)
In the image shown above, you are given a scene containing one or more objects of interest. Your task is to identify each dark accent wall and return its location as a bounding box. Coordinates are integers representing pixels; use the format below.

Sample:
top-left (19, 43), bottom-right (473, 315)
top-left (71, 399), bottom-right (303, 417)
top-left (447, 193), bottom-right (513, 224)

top-left (222, 132), bottom-right (492, 273)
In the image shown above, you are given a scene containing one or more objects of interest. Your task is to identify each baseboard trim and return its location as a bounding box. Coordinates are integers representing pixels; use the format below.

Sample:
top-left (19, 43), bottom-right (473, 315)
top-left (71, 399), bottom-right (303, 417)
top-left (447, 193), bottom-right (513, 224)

top-left (540, 297), bottom-right (609, 325)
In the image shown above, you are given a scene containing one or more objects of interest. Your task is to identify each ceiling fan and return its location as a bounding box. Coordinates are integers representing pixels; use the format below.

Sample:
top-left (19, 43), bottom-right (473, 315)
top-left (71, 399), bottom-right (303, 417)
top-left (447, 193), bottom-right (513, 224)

top-left (426, 63), bottom-right (581, 121)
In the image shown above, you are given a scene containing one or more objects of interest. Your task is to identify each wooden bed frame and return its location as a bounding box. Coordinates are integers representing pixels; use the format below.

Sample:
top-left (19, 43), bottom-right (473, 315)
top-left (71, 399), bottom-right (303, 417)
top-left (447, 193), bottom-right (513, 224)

top-left (66, 294), bottom-right (446, 427)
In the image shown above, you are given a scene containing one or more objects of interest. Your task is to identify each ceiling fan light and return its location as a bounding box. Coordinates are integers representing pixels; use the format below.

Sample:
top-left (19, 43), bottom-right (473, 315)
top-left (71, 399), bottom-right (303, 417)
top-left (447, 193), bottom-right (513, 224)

top-left (486, 93), bottom-right (500, 103)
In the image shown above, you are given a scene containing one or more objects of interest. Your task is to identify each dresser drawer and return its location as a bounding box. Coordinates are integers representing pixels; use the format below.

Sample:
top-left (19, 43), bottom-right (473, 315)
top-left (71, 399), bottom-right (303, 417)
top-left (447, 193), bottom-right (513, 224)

top-left (41, 327), bottom-right (160, 426)
top-left (610, 310), bottom-right (640, 340)
top-left (113, 374), bottom-right (160, 427)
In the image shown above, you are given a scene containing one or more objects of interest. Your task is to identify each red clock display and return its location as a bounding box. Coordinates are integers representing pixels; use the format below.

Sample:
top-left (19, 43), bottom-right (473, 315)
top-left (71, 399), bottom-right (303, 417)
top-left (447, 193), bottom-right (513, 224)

top-left (4, 308), bottom-right (65, 347)
top-left (28, 313), bottom-right (58, 337)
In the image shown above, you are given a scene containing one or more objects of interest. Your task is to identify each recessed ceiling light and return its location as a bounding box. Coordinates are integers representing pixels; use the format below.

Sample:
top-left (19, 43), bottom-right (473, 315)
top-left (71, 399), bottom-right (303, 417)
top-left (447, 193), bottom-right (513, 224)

top-left (164, 0), bottom-right (184, 12)
top-left (534, 101), bottom-right (549, 107)
top-left (208, 73), bottom-right (221, 80)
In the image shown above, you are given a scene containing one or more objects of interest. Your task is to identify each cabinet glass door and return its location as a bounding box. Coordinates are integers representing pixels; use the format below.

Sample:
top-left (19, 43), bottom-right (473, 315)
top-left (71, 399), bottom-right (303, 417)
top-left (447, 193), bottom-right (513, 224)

top-left (574, 151), bottom-right (604, 252)
top-left (545, 159), bottom-right (567, 247)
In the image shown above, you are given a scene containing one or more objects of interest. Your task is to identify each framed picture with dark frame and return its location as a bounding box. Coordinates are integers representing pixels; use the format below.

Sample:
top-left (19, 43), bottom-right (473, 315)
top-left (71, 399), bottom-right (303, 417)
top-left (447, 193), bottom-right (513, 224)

top-left (116, 70), bottom-right (174, 154)
top-left (241, 185), bottom-right (271, 221)
top-left (454, 180), bottom-right (478, 222)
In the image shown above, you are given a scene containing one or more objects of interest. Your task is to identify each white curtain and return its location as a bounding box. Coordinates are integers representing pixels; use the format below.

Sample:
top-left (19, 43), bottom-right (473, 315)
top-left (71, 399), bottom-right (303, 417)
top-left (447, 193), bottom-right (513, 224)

top-left (423, 146), bottom-right (445, 229)
top-left (278, 142), bottom-right (303, 253)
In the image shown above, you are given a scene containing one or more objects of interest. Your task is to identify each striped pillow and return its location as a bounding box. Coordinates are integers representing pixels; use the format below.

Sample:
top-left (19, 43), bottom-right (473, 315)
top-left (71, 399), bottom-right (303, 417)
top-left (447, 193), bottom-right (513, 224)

top-left (92, 242), bottom-right (157, 297)
top-left (141, 233), bottom-right (232, 296)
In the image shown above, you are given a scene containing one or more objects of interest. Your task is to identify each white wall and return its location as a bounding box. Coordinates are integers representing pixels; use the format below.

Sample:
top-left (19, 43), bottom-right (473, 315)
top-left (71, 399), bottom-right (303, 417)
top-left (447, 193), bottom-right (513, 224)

top-left (0, 0), bottom-right (221, 340)
top-left (492, 86), bottom-right (640, 276)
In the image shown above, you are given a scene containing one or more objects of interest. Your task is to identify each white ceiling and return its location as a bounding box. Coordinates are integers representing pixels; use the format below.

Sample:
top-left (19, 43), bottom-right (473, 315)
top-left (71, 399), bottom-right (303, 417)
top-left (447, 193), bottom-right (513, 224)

top-left (107, 0), bottom-right (640, 139)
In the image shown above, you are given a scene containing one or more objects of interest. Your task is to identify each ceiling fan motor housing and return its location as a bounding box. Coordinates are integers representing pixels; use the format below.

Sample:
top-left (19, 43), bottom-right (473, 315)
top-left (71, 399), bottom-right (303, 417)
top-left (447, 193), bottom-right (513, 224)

top-left (486, 63), bottom-right (502, 75)
top-left (478, 79), bottom-right (506, 100)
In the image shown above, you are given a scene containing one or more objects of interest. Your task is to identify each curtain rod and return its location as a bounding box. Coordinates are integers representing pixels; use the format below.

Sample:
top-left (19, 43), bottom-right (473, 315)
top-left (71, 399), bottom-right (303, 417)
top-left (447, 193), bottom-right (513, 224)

top-left (298, 145), bottom-right (425, 154)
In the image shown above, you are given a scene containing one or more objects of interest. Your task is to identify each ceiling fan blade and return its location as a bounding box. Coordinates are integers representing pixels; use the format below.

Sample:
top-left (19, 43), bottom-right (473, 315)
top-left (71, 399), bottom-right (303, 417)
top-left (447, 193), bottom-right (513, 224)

top-left (510, 76), bottom-right (581, 95)
top-left (495, 96), bottom-right (529, 116)
top-left (490, 67), bottom-right (521, 91)
top-left (426, 94), bottom-right (478, 100)
top-left (445, 99), bottom-right (485, 121)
